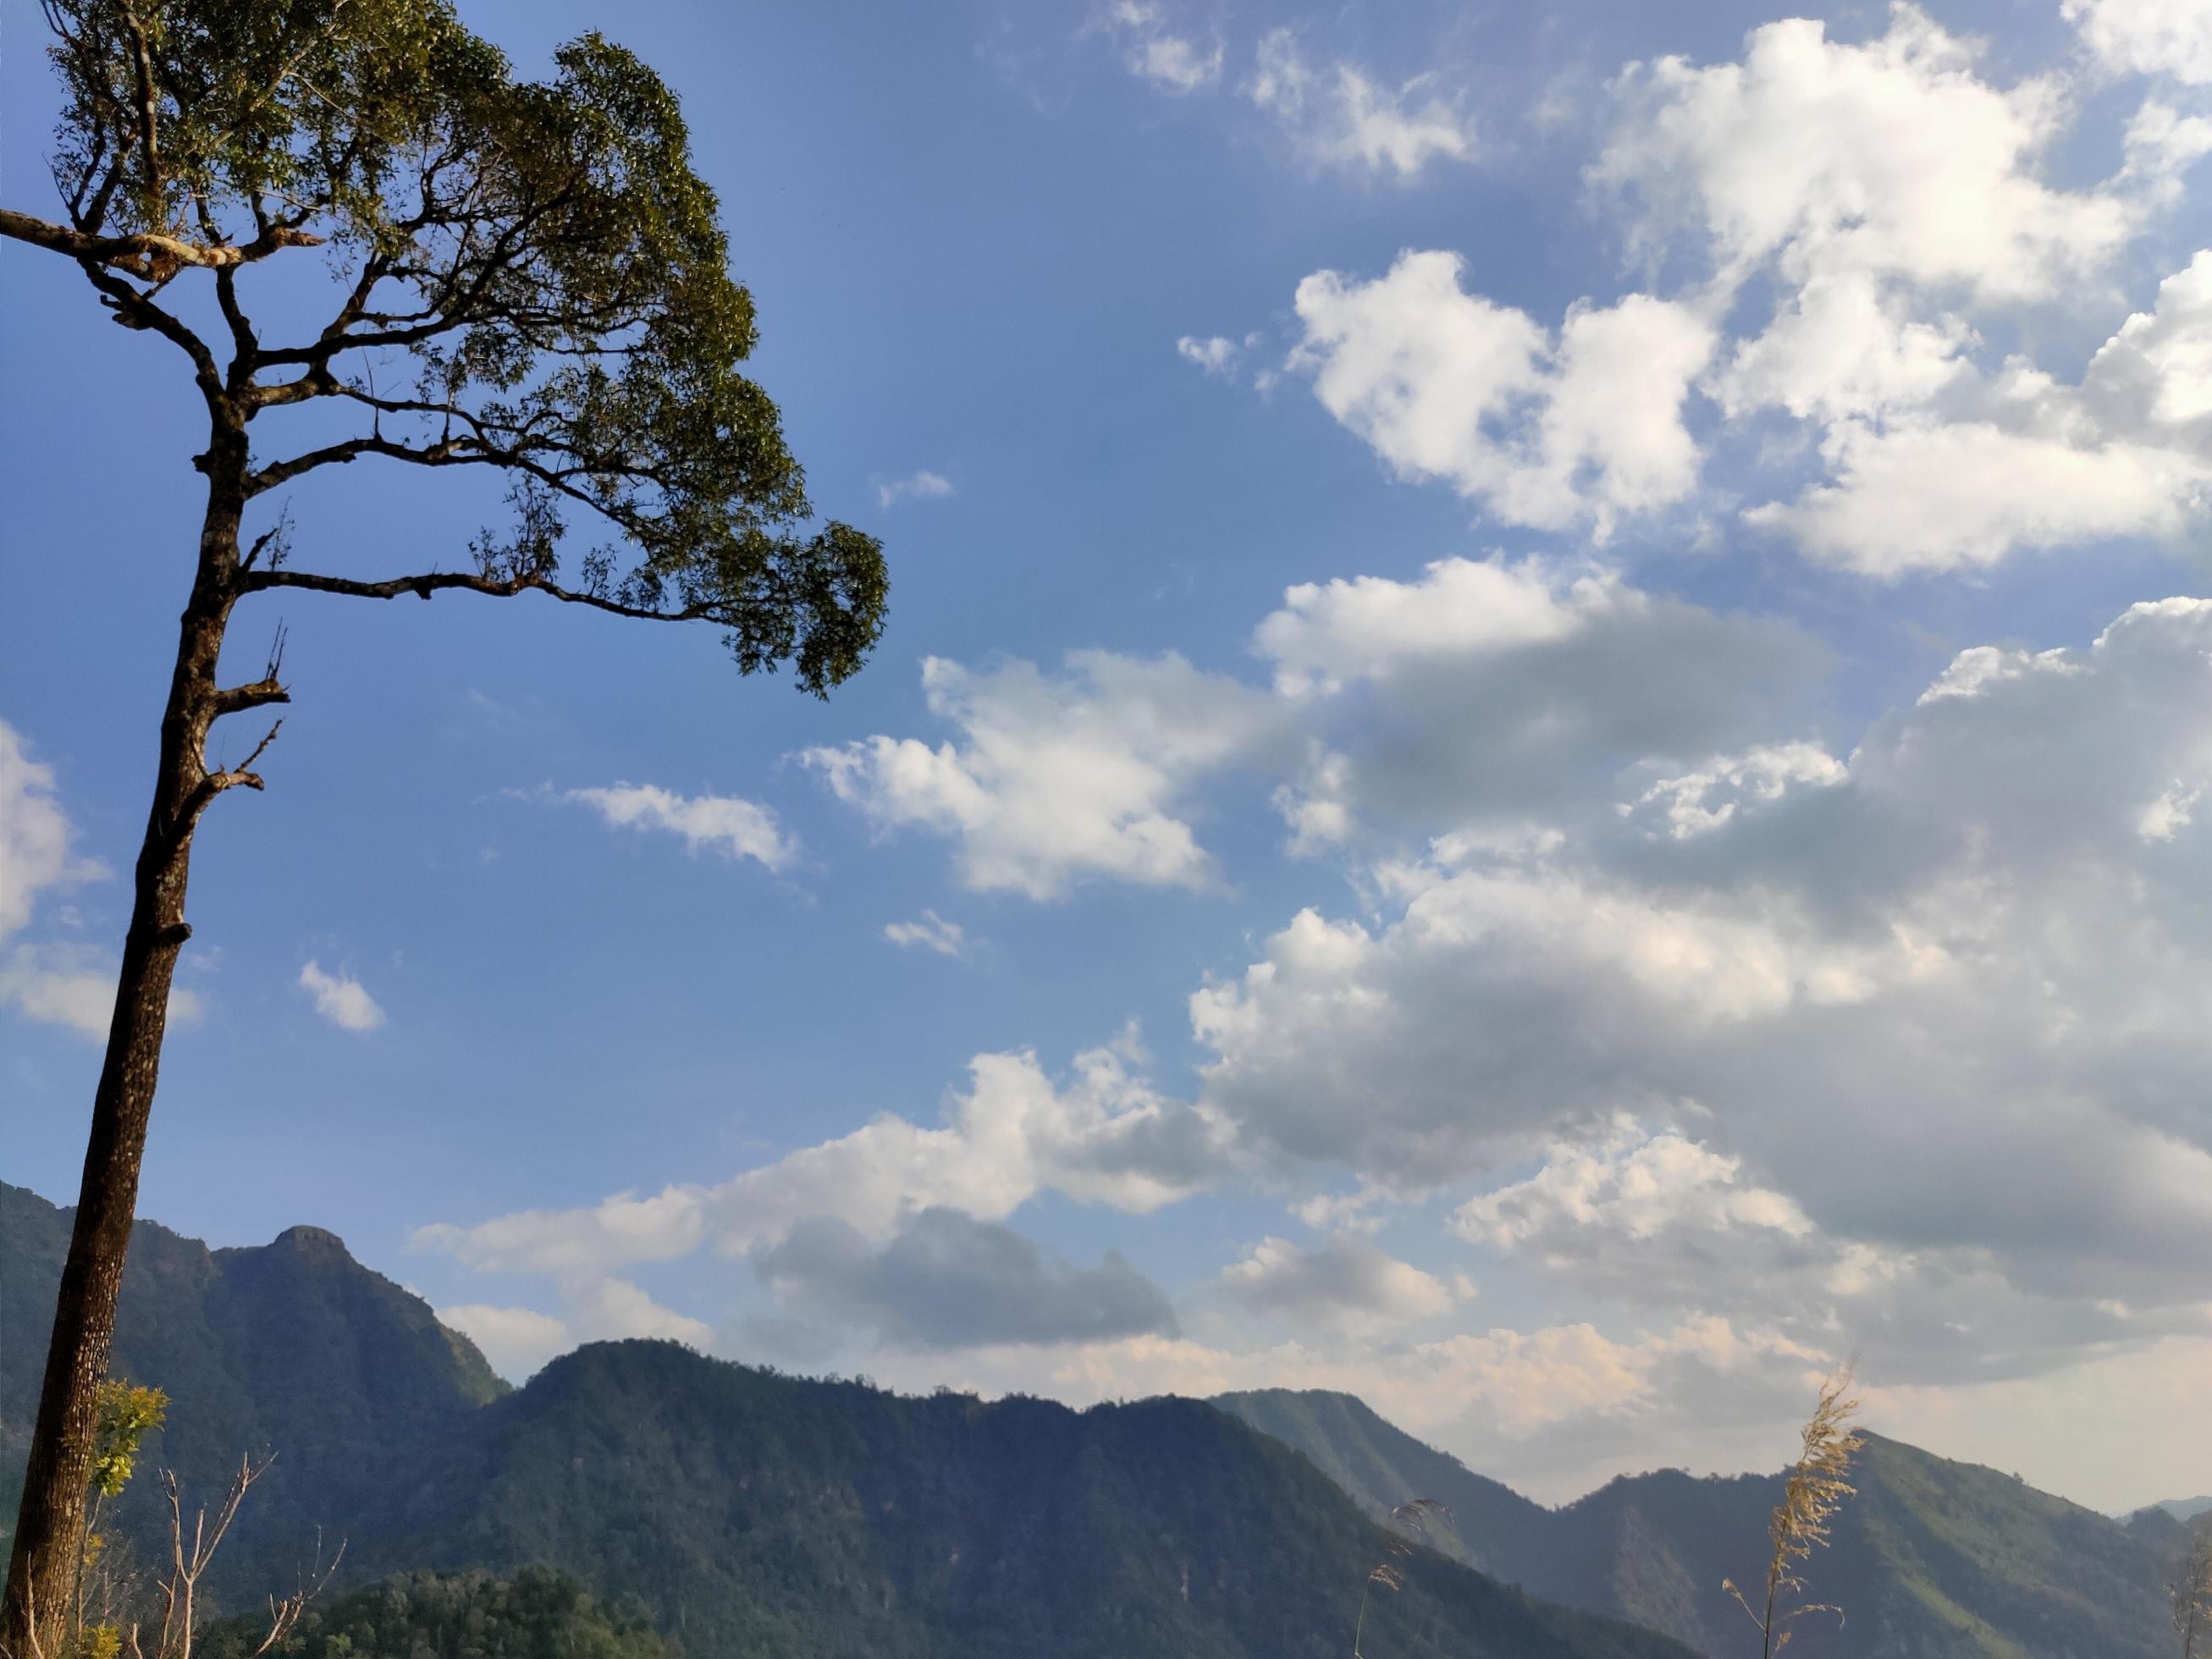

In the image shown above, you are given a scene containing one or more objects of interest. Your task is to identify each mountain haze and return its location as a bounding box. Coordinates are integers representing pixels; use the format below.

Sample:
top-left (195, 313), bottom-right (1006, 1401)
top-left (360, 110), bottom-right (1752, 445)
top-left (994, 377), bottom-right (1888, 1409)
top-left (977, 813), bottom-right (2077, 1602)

top-left (1216, 1387), bottom-right (2189, 1659)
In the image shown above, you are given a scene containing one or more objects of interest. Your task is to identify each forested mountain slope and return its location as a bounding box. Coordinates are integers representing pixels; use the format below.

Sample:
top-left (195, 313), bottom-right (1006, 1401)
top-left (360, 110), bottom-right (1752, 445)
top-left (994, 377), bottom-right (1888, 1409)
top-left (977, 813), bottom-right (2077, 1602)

top-left (3, 1185), bottom-right (1690, 1659)
top-left (1217, 1386), bottom-right (2189, 1658)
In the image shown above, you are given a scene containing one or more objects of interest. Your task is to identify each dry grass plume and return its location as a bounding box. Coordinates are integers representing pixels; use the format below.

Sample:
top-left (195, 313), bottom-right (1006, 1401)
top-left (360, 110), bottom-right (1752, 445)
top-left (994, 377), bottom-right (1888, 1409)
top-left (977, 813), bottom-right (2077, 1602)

top-left (1724, 1364), bottom-right (1865, 1658)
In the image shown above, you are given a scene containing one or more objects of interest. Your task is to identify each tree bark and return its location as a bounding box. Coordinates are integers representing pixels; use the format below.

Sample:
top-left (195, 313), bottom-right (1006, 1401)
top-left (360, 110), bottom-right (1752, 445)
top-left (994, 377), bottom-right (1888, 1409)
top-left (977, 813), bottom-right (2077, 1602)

top-left (3, 433), bottom-right (245, 1658)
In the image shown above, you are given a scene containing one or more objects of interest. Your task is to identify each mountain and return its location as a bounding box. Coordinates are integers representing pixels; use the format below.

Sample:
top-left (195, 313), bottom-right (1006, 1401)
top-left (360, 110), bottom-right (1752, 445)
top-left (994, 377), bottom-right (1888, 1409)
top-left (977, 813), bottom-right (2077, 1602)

top-left (1216, 1387), bottom-right (2188, 1659)
top-left (1, 1181), bottom-right (506, 1571)
top-left (2, 1185), bottom-right (1690, 1659)
top-left (2143, 1495), bottom-right (2212, 1524)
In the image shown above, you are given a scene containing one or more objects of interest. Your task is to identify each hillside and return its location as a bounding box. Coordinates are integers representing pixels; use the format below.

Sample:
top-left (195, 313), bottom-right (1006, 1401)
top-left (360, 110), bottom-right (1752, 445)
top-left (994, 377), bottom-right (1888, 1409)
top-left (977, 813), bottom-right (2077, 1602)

top-left (1216, 1388), bottom-right (2187, 1658)
top-left (2, 1185), bottom-right (1691, 1659)
top-left (1, 1181), bottom-right (506, 1573)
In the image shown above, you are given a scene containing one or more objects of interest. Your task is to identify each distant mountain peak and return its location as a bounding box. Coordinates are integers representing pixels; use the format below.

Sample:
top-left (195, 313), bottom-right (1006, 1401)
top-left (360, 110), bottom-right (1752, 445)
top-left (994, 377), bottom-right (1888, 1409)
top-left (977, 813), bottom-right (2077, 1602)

top-left (1219, 1382), bottom-right (2184, 1659)
top-left (267, 1223), bottom-right (354, 1257)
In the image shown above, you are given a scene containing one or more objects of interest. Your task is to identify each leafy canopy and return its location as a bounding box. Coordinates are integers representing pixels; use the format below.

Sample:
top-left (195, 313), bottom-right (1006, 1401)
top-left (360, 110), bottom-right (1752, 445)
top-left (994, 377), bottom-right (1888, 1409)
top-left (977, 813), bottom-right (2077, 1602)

top-left (31, 0), bottom-right (885, 690)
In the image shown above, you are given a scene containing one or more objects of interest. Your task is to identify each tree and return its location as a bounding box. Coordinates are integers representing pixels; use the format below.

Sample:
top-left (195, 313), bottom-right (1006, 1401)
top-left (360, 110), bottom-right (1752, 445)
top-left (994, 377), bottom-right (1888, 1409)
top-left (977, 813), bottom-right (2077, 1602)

top-left (1722, 1366), bottom-right (1864, 1657)
top-left (1, 3), bottom-right (888, 1648)
top-left (2177, 1526), bottom-right (2212, 1659)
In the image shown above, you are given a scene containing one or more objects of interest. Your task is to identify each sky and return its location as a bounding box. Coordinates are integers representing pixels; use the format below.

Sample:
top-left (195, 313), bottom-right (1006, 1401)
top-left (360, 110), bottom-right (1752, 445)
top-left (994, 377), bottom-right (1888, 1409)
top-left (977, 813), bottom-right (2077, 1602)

top-left (3, 0), bottom-right (2209, 1513)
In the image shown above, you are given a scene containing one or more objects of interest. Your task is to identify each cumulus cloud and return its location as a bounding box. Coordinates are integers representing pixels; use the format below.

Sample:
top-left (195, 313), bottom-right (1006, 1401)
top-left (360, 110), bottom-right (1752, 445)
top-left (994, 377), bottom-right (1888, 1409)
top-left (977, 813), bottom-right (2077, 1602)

top-left (1255, 556), bottom-right (1809, 838)
top-left (565, 782), bottom-right (796, 872)
top-left (808, 559), bottom-right (1808, 881)
top-left (1742, 251), bottom-right (2212, 574)
top-left (0, 722), bottom-right (100, 941)
top-left (876, 469), bottom-right (957, 510)
top-left (1193, 598), bottom-right (2212, 1329)
top-left (1, 943), bottom-right (204, 1039)
top-left (416, 1037), bottom-right (1227, 1277)
top-left (418, 1036), bottom-right (1227, 1375)
top-left (1595, 8), bottom-right (2138, 302)
top-left (885, 910), bottom-right (970, 957)
top-left (753, 1207), bottom-right (1178, 1352)
top-left (1093, 1), bottom-right (1222, 93)
top-left (435, 1303), bottom-right (571, 1381)
top-left (439, 1276), bottom-right (713, 1384)
top-left (803, 653), bottom-right (1279, 899)
top-left (0, 723), bottom-right (210, 1037)
top-left (298, 962), bottom-right (385, 1032)
top-left (1215, 1232), bottom-right (1467, 1335)
top-left (1454, 1119), bottom-right (1812, 1254)
top-left (1291, 252), bottom-right (1714, 536)
top-left (1570, 8), bottom-right (2212, 573)
top-left (1245, 30), bottom-right (1477, 179)
top-left (2066, 0), bottom-right (2212, 84)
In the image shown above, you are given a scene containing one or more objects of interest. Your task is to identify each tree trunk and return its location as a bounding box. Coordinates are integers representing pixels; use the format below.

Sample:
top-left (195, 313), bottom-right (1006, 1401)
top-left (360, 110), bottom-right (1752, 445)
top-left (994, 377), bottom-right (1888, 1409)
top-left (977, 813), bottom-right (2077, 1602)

top-left (3, 455), bottom-right (243, 1658)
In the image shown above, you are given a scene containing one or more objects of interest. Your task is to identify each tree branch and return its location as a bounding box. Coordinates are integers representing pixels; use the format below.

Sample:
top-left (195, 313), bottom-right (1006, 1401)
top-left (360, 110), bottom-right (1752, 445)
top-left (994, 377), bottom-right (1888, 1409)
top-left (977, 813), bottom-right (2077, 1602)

top-left (179, 720), bottom-right (283, 827)
top-left (0, 206), bottom-right (322, 279)
top-left (242, 565), bottom-right (725, 625)
top-left (74, 261), bottom-right (220, 388)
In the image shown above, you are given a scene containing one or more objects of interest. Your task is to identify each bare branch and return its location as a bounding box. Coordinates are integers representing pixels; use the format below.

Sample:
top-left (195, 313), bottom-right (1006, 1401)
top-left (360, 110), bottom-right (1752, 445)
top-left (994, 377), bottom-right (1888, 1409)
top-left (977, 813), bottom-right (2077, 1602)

top-left (177, 720), bottom-right (283, 830)
top-left (242, 565), bottom-right (727, 626)
top-left (0, 207), bottom-right (323, 280)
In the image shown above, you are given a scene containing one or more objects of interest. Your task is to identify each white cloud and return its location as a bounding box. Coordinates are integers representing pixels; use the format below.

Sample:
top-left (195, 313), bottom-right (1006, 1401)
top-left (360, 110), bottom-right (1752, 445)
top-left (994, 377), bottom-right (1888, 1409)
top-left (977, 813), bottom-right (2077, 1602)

top-left (1714, 269), bottom-right (1975, 423)
top-left (439, 1276), bottom-right (712, 1384)
top-left (1245, 30), bottom-right (1476, 179)
top-left (298, 961), bottom-right (385, 1033)
top-left (1176, 332), bottom-right (1270, 383)
top-left (1291, 251), bottom-right (1714, 536)
top-left (803, 653), bottom-right (1278, 899)
top-left (1625, 742), bottom-right (1850, 840)
top-left (876, 469), bottom-right (957, 510)
top-left (0, 721), bottom-right (102, 943)
top-left (1453, 1117), bottom-right (1813, 1253)
top-left (914, 1313), bottom-right (1827, 1465)
top-left (417, 1035), bottom-right (1230, 1377)
top-left (1177, 334), bottom-right (1239, 375)
top-left (565, 782), bottom-right (796, 872)
top-left (436, 1303), bottom-right (572, 1381)
top-left (810, 559), bottom-right (1806, 877)
top-left (1746, 419), bottom-right (2208, 574)
top-left (1191, 598), bottom-right (2212, 1327)
top-left (1595, 8), bottom-right (2136, 303)
top-left (0, 726), bottom-right (205, 1039)
top-left (1740, 254), bottom-right (2212, 572)
top-left (1, 943), bottom-right (205, 1039)
top-left (416, 1037), bottom-right (1228, 1279)
top-left (1258, 554), bottom-right (1626, 697)
top-left (1094, 2), bottom-right (1222, 93)
top-left (1216, 1232), bottom-right (1467, 1334)
top-left (884, 909), bottom-right (969, 957)
top-left (2066, 0), bottom-right (2212, 84)
top-left (1580, 8), bottom-right (2212, 574)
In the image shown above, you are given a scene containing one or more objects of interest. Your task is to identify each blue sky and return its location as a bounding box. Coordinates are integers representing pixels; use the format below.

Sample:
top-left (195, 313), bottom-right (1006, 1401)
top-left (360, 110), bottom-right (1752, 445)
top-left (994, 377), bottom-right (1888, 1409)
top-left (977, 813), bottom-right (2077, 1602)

top-left (3, 0), bottom-right (2209, 1508)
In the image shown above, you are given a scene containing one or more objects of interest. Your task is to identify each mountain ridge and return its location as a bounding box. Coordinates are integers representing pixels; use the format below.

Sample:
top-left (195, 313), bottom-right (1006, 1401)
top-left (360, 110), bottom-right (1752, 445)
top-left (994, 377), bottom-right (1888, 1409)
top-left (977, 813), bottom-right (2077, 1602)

top-left (1215, 1386), bottom-right (2191, 1658)
top-left (1, 1183), bottom-right (1689, 1659)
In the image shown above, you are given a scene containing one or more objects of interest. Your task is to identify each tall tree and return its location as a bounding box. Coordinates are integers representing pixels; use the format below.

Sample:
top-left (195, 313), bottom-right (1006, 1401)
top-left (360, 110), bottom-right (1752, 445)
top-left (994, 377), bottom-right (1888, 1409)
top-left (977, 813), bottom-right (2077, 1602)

top-left (1, 3), bottom-right (888, 1648)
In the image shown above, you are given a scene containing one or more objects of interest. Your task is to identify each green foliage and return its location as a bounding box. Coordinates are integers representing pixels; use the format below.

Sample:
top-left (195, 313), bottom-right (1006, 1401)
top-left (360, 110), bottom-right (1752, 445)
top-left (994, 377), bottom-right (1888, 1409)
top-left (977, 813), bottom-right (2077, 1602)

top-left (198, 1568), bottom-right (667, 1659)
top-left (38, 0), bottom-right (886, 692)
top-left (89, 1381), bottom-right (168, 1499)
